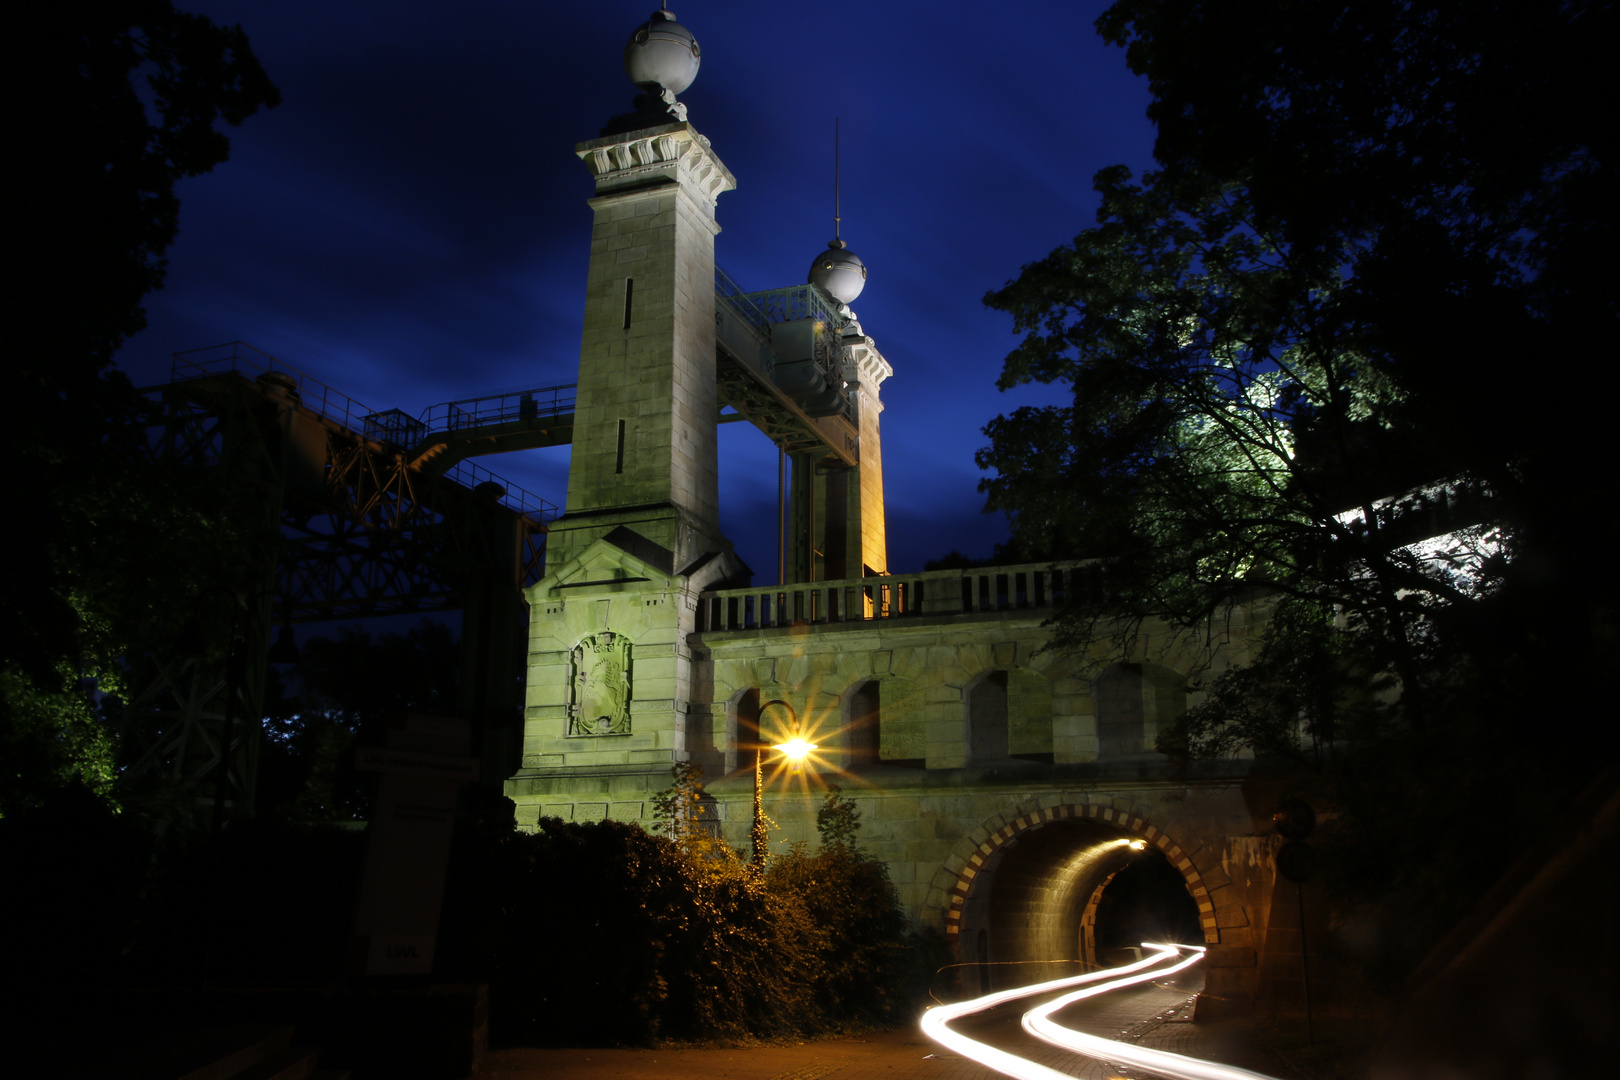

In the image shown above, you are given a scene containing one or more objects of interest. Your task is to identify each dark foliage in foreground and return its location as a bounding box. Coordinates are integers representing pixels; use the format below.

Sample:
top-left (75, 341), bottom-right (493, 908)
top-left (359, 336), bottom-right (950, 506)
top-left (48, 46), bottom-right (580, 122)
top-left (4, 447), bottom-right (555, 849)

top-left (2, 780), bottom-right (931, 1047)
top-left (0, 786), bottom-right (363, 988)
top-left (438, 807), bottom-right (933, 1045)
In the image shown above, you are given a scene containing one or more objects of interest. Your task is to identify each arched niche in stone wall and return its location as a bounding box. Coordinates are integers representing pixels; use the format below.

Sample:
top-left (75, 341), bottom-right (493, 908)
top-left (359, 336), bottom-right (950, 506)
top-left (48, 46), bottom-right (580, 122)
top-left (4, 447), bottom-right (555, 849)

top-left (875, 675), bottom-right (926, 766)
top-left (1007, 667), bottom-right (1054, 762)
top-left (731, 687), bottom-right (761, 773)
top-left (1095, 662), bottom-right (1188, 759)
top-left (965, 670), bottom-right (1009, 763)
top-left (964, 668), bottom-right (1054, 764)
top-left (1141, 663), bottom-right (1189, 749)
top-left (842, 679), bottom-right (881, 767)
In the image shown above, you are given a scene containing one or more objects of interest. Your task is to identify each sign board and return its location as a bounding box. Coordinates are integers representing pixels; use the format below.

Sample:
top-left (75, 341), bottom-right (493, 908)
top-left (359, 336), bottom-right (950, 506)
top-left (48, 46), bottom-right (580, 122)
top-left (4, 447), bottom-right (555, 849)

top-left (349, 715), bottom-right (478, 977)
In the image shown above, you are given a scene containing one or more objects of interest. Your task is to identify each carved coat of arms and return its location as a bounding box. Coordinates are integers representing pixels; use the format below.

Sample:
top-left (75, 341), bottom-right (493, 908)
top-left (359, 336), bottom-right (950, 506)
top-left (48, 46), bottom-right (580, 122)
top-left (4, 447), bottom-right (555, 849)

top-left (568, 632), bottom-right (632, 736)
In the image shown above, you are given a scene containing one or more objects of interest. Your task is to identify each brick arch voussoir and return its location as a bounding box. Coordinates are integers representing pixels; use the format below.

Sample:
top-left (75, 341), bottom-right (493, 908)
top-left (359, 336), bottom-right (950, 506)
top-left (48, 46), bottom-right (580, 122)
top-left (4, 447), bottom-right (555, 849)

top-left (932, 802), bottom-right (1219, 949)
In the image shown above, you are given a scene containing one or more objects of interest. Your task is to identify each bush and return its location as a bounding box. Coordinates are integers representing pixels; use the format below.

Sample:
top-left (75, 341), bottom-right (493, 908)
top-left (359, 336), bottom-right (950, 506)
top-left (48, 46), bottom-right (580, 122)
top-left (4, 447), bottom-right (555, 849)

top-left (437, 780), bottom-right (929, 1045)
top-left (441, 816), bottom-right (840, 1044)
top-left (763, 842), bottom-right (912, 1023)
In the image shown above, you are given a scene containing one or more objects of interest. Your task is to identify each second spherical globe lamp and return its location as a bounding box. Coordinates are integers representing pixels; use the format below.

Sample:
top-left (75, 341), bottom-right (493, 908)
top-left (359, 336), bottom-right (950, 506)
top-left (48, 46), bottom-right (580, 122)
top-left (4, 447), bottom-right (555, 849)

top-left (809, 241), bottom-right (868, 305)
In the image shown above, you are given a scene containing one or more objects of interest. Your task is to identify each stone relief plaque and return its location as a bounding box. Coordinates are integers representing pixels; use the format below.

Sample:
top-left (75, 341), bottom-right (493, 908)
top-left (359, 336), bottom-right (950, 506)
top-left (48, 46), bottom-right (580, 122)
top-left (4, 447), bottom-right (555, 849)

top-left (567, 632), bottom-right (632, 736)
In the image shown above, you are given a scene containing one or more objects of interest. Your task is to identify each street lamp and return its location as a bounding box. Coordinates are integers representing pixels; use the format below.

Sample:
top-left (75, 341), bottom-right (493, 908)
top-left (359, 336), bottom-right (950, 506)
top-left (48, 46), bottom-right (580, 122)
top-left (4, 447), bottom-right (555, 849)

top-left (750, 734), bottom-right (817, 869)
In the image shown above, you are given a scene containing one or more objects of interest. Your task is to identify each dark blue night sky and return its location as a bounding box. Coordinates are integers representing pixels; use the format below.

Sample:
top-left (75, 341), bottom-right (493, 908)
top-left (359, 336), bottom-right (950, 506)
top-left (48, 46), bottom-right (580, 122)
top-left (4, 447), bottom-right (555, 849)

top-left (114, 1), bottom-right (1158, 578)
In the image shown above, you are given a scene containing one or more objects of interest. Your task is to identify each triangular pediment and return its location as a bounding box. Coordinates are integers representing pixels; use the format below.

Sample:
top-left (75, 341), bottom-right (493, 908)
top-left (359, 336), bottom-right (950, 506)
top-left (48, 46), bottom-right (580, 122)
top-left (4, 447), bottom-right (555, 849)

top-left (601, 526), bottom-right (675, 575)
top-left (532, 527), bottom-right (679, 599)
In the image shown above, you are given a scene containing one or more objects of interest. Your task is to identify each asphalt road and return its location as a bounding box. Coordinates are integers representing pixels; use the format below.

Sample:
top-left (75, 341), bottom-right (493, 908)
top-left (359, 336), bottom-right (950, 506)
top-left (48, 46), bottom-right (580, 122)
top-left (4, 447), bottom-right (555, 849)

top-left (480, 966), bottom-right (1303, 1080)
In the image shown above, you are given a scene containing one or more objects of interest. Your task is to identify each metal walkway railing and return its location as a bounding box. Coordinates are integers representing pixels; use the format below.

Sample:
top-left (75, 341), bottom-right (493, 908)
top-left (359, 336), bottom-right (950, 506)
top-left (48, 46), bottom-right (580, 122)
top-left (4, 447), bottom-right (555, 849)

top-left (168, 341), bottom-right (560, 523)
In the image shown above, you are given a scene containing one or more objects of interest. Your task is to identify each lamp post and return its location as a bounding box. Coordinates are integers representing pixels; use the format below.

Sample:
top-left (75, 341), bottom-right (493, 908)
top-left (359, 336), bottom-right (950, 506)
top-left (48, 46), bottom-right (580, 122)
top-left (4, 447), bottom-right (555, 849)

top-left (750, 736), bottom-right (816, 869)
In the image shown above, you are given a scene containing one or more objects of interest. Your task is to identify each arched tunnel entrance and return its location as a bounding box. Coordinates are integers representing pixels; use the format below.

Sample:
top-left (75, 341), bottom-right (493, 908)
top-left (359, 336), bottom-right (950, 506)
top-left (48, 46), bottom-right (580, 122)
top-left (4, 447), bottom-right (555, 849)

top-left (957, 817), bottom-right (1205, 993)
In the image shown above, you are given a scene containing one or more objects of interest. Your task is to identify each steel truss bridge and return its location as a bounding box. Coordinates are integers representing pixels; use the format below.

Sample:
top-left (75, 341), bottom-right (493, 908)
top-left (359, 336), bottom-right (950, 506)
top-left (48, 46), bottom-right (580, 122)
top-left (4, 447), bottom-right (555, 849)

top-left (123, 342), bottom-right (575, 826)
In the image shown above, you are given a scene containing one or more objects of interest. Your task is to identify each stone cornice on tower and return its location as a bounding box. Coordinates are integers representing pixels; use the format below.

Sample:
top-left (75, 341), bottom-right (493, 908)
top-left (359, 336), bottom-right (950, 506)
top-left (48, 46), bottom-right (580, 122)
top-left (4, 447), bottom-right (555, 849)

top-left (846, 334), bottom-right (893, 407)
top-left (575, 122), bottom-right (735, 206)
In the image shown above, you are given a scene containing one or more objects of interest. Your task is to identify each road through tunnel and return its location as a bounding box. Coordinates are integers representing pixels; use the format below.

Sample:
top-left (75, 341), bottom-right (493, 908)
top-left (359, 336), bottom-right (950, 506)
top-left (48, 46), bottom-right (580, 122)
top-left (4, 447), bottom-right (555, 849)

top-left (958, 818), bottom-right (1205, 993)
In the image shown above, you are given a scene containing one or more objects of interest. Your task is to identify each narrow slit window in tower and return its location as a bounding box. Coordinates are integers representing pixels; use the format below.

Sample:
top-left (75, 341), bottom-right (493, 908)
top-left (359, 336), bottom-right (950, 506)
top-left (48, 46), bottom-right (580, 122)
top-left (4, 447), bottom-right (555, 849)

top-left (614, 419), bottom-right (626, 474)
top-left (622, 277), bottom-right (634, 329)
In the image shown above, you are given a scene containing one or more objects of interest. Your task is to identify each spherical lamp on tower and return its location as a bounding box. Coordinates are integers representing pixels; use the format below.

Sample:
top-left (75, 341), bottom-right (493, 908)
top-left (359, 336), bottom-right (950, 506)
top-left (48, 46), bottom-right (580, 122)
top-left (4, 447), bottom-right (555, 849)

top-left (624, 6), bottom-right (701, 96)
top-left (807, 119), bottom-right (867, 306)
top-left (808, 241), bottom-right (867, 305)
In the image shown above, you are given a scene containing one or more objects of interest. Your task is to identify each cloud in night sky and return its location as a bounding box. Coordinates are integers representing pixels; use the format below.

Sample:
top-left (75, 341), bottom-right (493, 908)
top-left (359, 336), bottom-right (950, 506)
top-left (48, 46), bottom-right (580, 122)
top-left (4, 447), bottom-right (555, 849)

top-left (118, 1), bottom-right (1157, 577)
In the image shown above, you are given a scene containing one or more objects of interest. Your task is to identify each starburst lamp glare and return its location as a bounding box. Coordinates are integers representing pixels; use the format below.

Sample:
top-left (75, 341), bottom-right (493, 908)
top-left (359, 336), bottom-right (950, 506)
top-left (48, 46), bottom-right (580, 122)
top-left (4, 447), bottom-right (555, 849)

top-left (774, 736), bottom-right (818, 762)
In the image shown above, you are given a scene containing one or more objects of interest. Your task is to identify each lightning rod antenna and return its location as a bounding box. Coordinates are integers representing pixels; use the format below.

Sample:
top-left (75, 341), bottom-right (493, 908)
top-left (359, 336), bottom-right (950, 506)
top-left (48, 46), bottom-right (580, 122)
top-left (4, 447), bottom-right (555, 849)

top-left (834, 118), bottom-right (842, 245)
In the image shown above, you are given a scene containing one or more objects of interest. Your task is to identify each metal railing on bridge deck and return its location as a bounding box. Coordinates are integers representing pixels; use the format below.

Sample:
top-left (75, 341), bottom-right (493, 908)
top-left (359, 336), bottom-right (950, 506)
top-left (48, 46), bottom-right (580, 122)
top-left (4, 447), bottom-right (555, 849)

top-left (713, 264), bottom-right (850, 341)
top-left (167, 341), bottom-right (559, 524)
top-left (744, 281), bottom-right (847, 328)
top-left (418, 383), bottom-right (577, 432)
top-left (695, 561), bottom-right (1102, 633)
top-left (171, 341), bottom-right (377, 432)
top-left (714, 263), bottom-right (773, 339)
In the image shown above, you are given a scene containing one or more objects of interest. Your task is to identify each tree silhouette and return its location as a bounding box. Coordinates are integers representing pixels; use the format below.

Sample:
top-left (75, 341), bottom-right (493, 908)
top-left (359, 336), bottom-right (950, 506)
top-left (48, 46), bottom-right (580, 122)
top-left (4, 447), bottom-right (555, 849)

top-left (4, 3), bottom-right (279, 816)
top-left (980, 0), bottom-right (1616, 982)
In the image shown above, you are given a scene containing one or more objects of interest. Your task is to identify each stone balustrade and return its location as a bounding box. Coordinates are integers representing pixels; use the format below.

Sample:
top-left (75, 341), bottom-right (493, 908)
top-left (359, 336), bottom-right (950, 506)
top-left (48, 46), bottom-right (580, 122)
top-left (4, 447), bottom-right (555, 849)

top-left (694, 560), bottom-right (1100, 633)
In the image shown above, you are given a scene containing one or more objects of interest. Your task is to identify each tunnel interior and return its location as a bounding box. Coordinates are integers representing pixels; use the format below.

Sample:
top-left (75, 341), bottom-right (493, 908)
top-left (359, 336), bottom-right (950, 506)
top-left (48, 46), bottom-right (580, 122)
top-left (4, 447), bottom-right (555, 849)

top-left (1091, 844), bottom-right (1203, 963)
top-left (958, 820), bottom-right (1203, 991)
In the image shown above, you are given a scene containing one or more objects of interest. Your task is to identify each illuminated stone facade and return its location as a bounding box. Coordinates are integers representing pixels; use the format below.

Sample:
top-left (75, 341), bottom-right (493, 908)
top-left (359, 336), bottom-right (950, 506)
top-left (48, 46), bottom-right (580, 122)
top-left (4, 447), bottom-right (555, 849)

top-left (505, 117), bottom-right (1297, 1019)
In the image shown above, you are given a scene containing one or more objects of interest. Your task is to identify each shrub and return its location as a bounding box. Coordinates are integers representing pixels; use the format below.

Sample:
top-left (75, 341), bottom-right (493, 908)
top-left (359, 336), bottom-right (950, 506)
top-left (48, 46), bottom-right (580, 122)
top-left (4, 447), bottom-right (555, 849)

top-left (438, 776), bottom-right (928, 1044)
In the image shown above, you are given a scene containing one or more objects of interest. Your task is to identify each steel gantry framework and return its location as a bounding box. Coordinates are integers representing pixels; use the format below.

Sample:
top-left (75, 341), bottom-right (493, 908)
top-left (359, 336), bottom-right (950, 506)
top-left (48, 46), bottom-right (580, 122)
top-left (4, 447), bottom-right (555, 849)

top-left (713, 265), bottom-right (860, 464)
top-left (122, 342), bottom-right (572, 825)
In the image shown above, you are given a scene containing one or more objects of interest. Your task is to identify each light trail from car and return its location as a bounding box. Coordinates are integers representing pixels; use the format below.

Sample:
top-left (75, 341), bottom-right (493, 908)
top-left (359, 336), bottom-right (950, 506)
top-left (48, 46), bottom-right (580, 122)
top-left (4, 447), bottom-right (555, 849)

top-left (920, 943), bottom-right (1283, 1080)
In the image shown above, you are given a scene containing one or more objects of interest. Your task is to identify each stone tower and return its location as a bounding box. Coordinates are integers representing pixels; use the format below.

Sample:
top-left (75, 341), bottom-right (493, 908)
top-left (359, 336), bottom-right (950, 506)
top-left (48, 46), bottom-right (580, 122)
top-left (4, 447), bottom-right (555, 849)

top-left (512, 10), bottom-right (744, 804)
top-left (786, 324), bottom-right (892, 584)
top-left (509, 7), bottom-right (898, 816)
top-left (784, 158), bottom-right (892, 587)
top-left (550, 120), bottom-right (735, 573)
